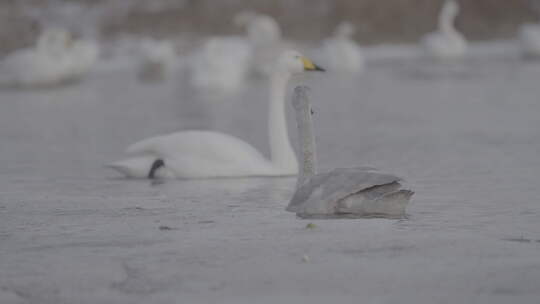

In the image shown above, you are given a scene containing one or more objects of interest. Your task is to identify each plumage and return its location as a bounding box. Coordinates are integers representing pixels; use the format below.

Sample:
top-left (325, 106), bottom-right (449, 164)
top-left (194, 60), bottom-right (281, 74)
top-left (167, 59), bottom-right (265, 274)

top-left (286, 86), bottom-right (413, 218)
top-left (421, 0), bottom-right (467, 60)
top-left (107, 51), bottom-right (325, 179)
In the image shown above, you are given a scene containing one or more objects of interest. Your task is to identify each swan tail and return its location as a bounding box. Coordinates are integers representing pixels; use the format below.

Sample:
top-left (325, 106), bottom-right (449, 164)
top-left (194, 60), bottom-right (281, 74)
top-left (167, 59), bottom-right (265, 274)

top-left (370, 189), bottom-right (414, 217)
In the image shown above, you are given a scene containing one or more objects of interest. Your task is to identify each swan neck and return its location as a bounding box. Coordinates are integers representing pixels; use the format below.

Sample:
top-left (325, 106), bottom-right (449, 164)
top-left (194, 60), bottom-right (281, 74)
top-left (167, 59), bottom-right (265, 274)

top-left (292, 88), bottom-right (317, 188)
top-left (439, 5), bottom-right (457, 34)
top-left (268, 72), bottom-right (297, 171)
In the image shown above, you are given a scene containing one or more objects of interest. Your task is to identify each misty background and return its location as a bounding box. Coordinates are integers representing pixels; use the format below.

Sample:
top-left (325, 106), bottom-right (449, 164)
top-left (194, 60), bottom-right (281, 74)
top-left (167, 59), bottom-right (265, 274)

top-left (1, 0), bottom-right (538, 56)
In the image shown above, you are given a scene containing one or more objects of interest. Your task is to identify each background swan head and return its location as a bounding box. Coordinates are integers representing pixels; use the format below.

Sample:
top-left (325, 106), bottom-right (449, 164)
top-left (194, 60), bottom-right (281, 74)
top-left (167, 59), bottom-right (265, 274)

top-left (275, 50), bottom-right (325, 75)
top-left (441, 0), bottom-right (460, 23)
top-left (335, 21), bottom-right (356, 38)
top-left (37, 28), bottom-right (72, 55)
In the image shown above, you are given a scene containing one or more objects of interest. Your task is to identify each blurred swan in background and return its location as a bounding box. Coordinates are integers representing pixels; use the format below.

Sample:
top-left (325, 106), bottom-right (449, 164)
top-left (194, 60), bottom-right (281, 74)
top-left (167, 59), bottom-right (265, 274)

top-left (520, 24), bottom-right (540, 58)
top-left (319, 22), bottom-right (365, 73)
top-left (235, 11), bottom-right (287, 77)
top-left (188, 36), bottom-right (252, 93)
top-left (0, 27), bottom-right (98, 88)
top-left (519, 0), bottom-right (540, 59)
top-left (138, 38), bottom-right (177, 82)
top-left (421, 0), bottom-right (467, 60)
top-left (107, 50), bottom-right (325, 179)
top-left (286, 86), bottom-right (413, 219)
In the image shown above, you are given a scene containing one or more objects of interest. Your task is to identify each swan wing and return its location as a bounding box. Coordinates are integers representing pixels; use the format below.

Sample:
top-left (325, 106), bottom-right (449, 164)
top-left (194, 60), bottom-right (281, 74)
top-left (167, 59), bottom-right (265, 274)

top-left (124, 130), bottom-right (275, 177)
top-left (287, 167), bottom-right (403, 213)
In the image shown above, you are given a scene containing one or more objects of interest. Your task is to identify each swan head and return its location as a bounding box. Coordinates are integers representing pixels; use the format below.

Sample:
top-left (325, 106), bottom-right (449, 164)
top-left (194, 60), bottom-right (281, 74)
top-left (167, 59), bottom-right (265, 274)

top-left (37, 28), bottom-right (73, 53)
top-left (335, 21), bottom-right (356, 38)
top-left (234, 10), bottom-right (257, 27)
top-left (276, 50), bottom-right (325, 75)
top-left (442, 0), bottom-right (460, 18)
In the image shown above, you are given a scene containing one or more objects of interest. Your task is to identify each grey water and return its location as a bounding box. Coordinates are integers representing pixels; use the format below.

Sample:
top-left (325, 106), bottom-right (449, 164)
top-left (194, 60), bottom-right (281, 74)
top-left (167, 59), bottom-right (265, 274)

top-left (1, 46), bottom-right (540, 303)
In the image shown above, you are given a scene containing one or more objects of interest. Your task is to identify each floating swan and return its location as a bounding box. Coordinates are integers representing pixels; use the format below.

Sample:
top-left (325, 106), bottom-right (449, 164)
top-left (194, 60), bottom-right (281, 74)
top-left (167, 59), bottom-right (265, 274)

top-left (138, 39), bottom-right (177, 82)
top-left (421, 0), bottom-right (467, 60)
top-left (234, 11), bottom-right (282, 48)
top-left (319, 22), bottom-right (365, 73)
top-left (188, 36), bottom-right (252, 93)
top-left (0, 28), bottom-right (98, 88)
top-left (0, 28), bottom-right (72, 87)
top-left (107, 50), bottom-right (325, 179)
top-left (286, 86), bottom-right (413, 219)
top-left (235, 11), bottom-right (287, 77)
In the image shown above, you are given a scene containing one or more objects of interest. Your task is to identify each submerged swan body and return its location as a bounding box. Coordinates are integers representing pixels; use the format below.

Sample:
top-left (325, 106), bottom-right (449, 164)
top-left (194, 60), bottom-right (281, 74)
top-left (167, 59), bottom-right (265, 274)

top-left (320, 22), bottom-right (365, 73)
top-left (286, 87), bottom-right (413, 218)
top-left (421, 0), bottom-right (467, 60)
top-left (107, 50), bottom-right (325, 179)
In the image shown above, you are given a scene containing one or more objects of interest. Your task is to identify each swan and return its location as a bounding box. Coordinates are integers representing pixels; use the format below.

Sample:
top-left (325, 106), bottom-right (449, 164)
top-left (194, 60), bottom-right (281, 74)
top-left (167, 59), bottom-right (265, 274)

top-left (234, 11), bottom-right (287, 78)
top-left (319, 22), bottom-right (365, 73)
top-left (188, 36), bottom-right (252, 93)
top-left (0, 27), bottom-right (99, 88)
top-left (0, 28), bottom-right (72, 87)
top-left (138, 39), bottom-right (177, 82)
top-left (107, 50), bottom-right (325, 179)
top-left (234, 11), bottom-right (282, 48)
top-left (421, 0), bottom-right (467, 60)
top-left (286, 86), bottom-right (413, 219)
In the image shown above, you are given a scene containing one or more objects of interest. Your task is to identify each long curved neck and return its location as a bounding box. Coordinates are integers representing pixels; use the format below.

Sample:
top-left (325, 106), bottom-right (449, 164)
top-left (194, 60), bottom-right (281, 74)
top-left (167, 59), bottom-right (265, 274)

top-left (292, 87), bottom-right (317, 188)
top-left (438, 4), bottom-right (458, 35)
top-left (268, 71), bottom-right (297, 171)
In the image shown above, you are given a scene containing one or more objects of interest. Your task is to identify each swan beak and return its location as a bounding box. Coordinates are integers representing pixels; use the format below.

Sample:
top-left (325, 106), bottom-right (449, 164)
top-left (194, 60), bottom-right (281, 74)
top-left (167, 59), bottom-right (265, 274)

top-left (301, 56), bottom-right (325, 72)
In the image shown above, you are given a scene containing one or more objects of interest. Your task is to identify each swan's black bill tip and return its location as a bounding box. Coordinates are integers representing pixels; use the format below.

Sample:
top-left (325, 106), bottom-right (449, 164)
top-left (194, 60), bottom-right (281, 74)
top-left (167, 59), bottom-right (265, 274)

top-left (314, 65), bottom-right (325, 72)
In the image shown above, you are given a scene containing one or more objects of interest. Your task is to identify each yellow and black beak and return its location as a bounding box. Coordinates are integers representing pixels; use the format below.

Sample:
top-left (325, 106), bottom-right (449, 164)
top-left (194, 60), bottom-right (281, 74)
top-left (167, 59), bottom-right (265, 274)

top-left (301, 56), bottom-right (325, 72)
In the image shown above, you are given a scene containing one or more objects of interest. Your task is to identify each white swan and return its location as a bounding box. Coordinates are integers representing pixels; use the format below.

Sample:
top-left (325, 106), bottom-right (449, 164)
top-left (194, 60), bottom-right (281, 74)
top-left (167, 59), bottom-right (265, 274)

top-left (320, 22), bottom-right (365, 73)
top-left (188, 36), bottom-right (252, 93)
top-left (519, 23), bottom-right (540, 58)
top-left (0, 28), bottom-right (99, 88)
top-left (286, 86), bottom-right (413, 219)
top-left (234, 11), bottom-right (282, 48)
top-left (107, 50), bottom-right (325, 179)
top-left (234, 11), bottom-right (287, 78)
top-left (0, 28), bottom-right (72, 87)
top-left (421, 0), bottom-right (467, 60)
top-left (138, 39), bottom-right (177, 82)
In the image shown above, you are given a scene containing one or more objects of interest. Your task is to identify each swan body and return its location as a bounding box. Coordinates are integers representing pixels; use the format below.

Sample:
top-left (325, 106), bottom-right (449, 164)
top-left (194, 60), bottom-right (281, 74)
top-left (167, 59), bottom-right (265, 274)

top-left (108, 50), bottom-right (325, 179)
top-left (519, 24), bottom-right (540, 58)
top-left (422, 0), bottom-right (467, 60)
top-left (286, 86), bottom-right (413, 219)
top-left (320, 22), bottom-right (365, 73)
top-left (0, 28), bottom-right (72, 87)
top-left (0, 28), bottom-right (98, 87)
top-left (189, 37), bottom-right (252, 93)
top-left (138, 39), bottom-right (177, 82)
